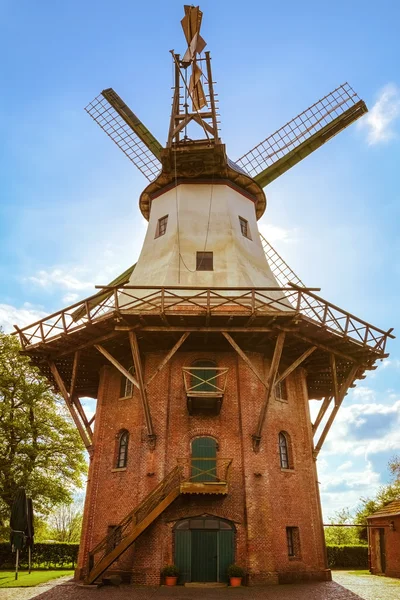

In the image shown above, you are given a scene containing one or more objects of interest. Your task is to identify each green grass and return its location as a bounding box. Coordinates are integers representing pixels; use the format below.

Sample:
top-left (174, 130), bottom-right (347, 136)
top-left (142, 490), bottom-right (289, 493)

top-left (347, 570), bottom-right (371, 576)
top-left (0, 570), bottom-right (73, 588)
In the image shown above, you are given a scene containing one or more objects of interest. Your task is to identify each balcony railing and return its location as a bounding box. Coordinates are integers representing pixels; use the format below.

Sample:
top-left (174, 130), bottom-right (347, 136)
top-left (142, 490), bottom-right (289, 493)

top-left (182, 367), bottom-right (229, 396)
top-left (177, 457), bottom-right (233, 494)
top-left (14, 285), bottom-right (393, 354)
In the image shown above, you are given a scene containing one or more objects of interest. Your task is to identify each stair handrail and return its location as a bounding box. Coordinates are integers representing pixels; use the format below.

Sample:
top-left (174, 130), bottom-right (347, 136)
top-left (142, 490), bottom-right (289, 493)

top-left (87, 465), bottom-right (182, 574)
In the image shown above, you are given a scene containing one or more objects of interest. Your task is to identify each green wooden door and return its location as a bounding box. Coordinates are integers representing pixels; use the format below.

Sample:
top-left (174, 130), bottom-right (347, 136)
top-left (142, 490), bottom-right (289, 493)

top-left (191, 530), bottom-right (218, 582)
top-left (218, 529), bottom-right (234, 583)
top-left (175, 530), bottom-right (191, 584)
top-left (191, 437), bottom-right (217, 482)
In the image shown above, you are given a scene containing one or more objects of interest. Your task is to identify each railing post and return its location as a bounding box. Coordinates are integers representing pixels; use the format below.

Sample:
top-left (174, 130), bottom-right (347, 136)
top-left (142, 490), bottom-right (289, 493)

top-left (161, 288), bottom-right (165, 314)
top-left (85, 301), bottom-right (92, 324)
top-left (296, 291), bottom-right (302, 312)
top-left (39, 321), bottom-right (45, 343)
top-left (114, 288), bottom-right (119, 311)
top-left (61, 311), bottom-right (67, 334)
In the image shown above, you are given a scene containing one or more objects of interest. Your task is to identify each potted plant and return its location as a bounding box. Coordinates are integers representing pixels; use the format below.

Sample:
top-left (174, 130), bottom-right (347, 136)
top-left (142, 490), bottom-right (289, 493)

top-left (227, 564), bottom-right (246, 587)
top-left (161, 564), bottom-right (179, 586)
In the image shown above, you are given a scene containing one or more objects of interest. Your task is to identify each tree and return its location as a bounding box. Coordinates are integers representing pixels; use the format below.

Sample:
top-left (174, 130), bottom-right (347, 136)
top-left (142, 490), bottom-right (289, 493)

top-left (324, 508), bottom-right (360, 545)
top-left (355, 456), bottom-right (400, 542)
top-left (0, 330), bottom-right (87, 536)
top-left (47, 502), bottom-right (83, 543)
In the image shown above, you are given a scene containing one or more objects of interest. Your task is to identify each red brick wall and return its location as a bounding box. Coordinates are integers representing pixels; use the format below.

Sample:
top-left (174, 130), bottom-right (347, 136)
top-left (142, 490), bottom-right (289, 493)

top-left (369, 516), bottom-right (400, 578)
top-left (77, 349), bottom-right (328, 585)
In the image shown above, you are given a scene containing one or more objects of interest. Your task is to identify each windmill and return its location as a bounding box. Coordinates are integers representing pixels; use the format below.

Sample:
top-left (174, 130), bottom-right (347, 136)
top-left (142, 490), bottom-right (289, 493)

top-left (85, 5), bottom-right (366, 289)
top-left (16, 5), bottom-right (394, 588)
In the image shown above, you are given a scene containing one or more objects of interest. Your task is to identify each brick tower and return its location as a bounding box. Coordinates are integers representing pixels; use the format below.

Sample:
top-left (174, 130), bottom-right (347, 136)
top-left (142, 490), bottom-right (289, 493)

top-left (17, 6), bottom-right (393, 586)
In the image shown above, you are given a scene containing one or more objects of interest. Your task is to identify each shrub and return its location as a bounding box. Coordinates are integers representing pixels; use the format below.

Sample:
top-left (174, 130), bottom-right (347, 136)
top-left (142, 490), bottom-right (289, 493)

top-left (161, 564), bottom-right (179, 577)
top-left (0, 542), bottom-right (79, 569)
top-left (326, 545), bottom-right (368, 569)
top-left (227, 564), bottom-right (246, 577)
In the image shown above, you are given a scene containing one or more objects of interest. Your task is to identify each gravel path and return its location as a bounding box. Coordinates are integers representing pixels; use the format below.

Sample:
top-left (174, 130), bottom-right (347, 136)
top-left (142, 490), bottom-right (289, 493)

top-left (332, 570), bottom-right (400, 600)
top-left (1, 571), bottom-right (399, 600)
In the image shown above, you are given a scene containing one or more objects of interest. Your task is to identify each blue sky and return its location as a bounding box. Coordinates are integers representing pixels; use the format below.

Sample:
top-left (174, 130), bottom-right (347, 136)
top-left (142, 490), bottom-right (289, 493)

top-left (1, 0), bottom-right (400, 519)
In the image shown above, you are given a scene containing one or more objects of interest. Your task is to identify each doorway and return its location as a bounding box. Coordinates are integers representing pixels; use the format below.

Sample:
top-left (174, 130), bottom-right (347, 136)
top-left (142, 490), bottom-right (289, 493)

top-left (174, 516), bottom-right (235, 583)
top-left (374, 528), bottom-right (386, 573)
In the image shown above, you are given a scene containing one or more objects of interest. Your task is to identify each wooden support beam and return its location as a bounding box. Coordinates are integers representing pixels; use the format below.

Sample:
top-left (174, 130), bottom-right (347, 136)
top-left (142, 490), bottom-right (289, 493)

top-left (69, 350), bottom-right (80, 399)
top-left (223, 331), bottom-right (286, 450)
top-left (278, 328), bottom-right (358, 364)
top-left (330, 353), bottom-right (340, 406)
top-left (115, 326), bottom-right (281, 332)
top-left (222, 332), bottom-right (266, 388)
top-left (72, 395), bottom-right (93, 442)
top-left (314, 365), bottom-right (359, 456)
top-left (275, 346), bottom-right (317, 385)
top-left (94, 344), bottom-right (140, 390)
top-left (57, 330), bottom-right (128, 357)
top-left (312, 396), bottom-right (332, 433)
top-left (48, 361), bottom-right (92, 455)
top-left (252, 333), bottom-right (286, 451)
top-left (129, 331), bottom-right (156, 449)
top-left (88, 413), bottom-right (96, 426)
top-left (145, 333), bottom-right (190, 389)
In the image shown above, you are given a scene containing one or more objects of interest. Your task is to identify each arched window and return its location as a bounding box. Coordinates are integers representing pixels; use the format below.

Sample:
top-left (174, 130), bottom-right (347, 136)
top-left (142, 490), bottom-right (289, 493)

top-left (279, 432), bottom-right (292, 470)
top-left (191, 437), bottom-right (217, 481)
top-left (116, 430), bottom-right (129, 468)
top-left (191, 360), bottom-right (217, 392)
top-left (120, 366), bottom-right (135, 398)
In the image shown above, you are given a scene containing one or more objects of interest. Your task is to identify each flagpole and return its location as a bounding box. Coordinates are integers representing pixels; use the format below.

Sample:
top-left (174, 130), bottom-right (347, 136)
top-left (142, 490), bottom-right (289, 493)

top-left (15, 549), bottom-right (19, 580)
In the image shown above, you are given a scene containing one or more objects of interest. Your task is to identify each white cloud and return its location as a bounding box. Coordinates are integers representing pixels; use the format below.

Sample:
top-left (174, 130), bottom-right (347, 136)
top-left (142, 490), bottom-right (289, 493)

top-left (320, 399), bottom-right (400, 457)
top-left (63, 292), bottom-right (79, 304)
top-left (337, 460), bottom-right (353, 471)
top-left (0, 302), bottom-right (47, 333)
top-left (258, 223), bottom-right (298, 244)
top-left (27, 268), bottom-right (94, 291)
top-left (359, 83), bottom-right (400, 145)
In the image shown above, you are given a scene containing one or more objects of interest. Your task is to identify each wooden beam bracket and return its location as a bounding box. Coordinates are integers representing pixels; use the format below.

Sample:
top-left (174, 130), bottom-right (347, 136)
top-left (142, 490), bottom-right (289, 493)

top-left (129, 331), bottom-right (157, 449)
top-left (223, 331), bottom-right (286, 451)
top-left (48, 361), bottom-right (93, 456)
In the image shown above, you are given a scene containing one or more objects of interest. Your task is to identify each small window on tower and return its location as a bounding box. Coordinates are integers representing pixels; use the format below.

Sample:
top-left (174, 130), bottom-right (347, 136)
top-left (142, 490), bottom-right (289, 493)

top-left (275, 379), bottom-right (288, 402)
top-left (239, 216), bottom-right (251, 239)
top-left (120, 366), bottom-right (135, 398)
top-left (286, 527), bottom-right (301, 559)
top-left (155, 215), bottom-right (168, 238)
top-left (196, 251), bottom-right (213, 271)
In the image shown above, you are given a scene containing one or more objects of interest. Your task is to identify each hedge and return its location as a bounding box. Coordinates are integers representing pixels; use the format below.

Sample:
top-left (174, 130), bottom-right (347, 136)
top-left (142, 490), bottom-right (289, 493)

top-left (0, 542), bottom-right (79, 570)
top-left (327, 545), bottom-right (368, 569)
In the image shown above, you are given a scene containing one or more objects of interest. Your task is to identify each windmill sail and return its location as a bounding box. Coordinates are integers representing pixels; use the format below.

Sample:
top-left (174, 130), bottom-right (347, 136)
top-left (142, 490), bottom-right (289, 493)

top-left (260, 233), bottom-right (305, 289)
top-left (85, 89), bottom-right (162, 181)
top-left (181, 5), bottom-right (207, 111)
top-left (236, 83), bottom-right (367, 188)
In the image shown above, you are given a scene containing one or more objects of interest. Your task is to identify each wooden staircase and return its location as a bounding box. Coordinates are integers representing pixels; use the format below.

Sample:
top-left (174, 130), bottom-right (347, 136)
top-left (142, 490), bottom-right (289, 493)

top-left (84, 466), bottom-right (182, 584)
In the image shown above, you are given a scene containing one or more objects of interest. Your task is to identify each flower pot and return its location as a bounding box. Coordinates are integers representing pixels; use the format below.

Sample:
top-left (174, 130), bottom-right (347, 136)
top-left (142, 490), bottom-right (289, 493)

top-left (165, 576), bottom-right (178, 586)
top-left (230, 577), bottom-right (242, 587)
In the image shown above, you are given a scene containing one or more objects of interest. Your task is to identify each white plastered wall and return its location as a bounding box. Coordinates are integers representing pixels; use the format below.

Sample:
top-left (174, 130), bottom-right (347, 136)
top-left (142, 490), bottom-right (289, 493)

top-left (130, 184), bottom-right (279, 287)
top-left (119, 183), bottom-right (291, 309)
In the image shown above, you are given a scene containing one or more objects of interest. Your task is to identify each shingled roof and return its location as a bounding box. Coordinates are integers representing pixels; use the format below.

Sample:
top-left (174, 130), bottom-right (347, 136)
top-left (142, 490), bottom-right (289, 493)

top-left (367, 499), bottom-right (400, 519)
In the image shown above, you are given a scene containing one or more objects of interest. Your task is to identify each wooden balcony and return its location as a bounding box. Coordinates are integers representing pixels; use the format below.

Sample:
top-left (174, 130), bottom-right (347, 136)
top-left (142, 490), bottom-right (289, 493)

top-left (182, 366), bottom-right (229, 415)
top-left (177, 457), bottom-right (232, 495)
